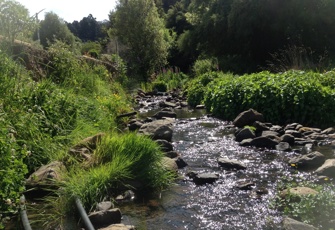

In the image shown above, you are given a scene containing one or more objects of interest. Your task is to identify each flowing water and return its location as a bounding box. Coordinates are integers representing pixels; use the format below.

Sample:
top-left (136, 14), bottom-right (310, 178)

top-left (119, 109), bottom-right (323, 230)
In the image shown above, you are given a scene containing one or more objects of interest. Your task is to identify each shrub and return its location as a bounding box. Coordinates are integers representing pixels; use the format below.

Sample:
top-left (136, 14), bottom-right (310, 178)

top-left (152, 81), bottom-right (168, 92)
top-left (151, 68), bottom-right (189, 92)
top-left (192, 58), bottom-right (219, 76)
top-left (204, 70), bottom-right (335, 128)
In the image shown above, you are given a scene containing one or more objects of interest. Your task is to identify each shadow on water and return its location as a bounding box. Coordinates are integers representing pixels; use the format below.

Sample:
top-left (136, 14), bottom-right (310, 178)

top-left (120, 110), bottom-right (328, 229)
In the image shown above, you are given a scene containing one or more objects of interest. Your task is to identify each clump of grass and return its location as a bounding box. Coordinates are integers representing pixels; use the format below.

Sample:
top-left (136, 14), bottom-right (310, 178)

top-left (37, 133), bottom-right (174, 228)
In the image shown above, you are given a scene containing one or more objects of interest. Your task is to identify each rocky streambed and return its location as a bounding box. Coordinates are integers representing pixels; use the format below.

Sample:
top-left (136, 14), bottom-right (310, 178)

top-left (23, 88), bottom-right (335, 229)
top-left (118, 90), bottom-right (335, 230)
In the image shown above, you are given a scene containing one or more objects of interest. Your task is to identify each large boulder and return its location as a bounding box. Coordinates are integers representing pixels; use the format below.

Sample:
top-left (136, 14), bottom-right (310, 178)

top-left (289, 151), bottom-right (325, 170)
top-left (249, 136), bottom-right (280, 149)
top-left (26, 161), bottom-right (66, 188)
top-left (280, 187), bottom-right (318, 200)
top-left (235, 128), bottom-right (256, 142)
top-left (138, 119), bottom-right (174, 142)
top-left (283, 217), bottom-right (318, 230)
top-left (233, 109), bottom-right (264, 128)
top-left (315, 159), bottom-right (335, 178)
top-left (88, 208), bottom-right (122, 229)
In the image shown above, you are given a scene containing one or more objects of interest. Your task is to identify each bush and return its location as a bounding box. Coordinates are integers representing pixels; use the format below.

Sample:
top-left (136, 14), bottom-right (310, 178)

top-left (203, 70), bottom-right (335, 128)
top-left (152, 81), bottom-right (168, 92)
top-left (186, 71), bottom-right (231, 107)
top-left (192, 58), bottom-right (219, 76)
top-left (151, 68), bottom-right (189, 92)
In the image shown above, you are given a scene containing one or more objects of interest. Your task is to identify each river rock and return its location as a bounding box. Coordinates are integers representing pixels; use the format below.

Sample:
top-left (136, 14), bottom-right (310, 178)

top-left (138, 119), bottom-right (174, 142)
top-left (153, 110), bottom-right (177, 119)
top-left (164, 151), bottom-right (180, 158)
top-left (72, 132), bottom-right (105, 150)
top-left (161, 157), bottom-right (178, 171)
top-left (235, 181), bottom-right (255, 190)
top-left (128, 121), bottom-right (143, 131)
top-left (26, 161), bottom-right (66, 188)
top-left (253, 121), bottom-right (270, 132)
top-left (233, 109), bottom-right (264, 128)
top-left (284, 123), bottom-right (301, 131)
top-left (315, 159), bottom-right (335, 178)
top-left (285, 130), bottom-right (302, 138)
top-left (283, 217), bottom-right (318, 230)
top-left (321, 127), bottom-right (335, 135)
top-left (249, 136), bottom-right (280, 149)
top-left (235, 128), bottom-right (256, 142)
top-left (262, 130), bottom-right (280, 138)
top-left (155, 139), bottom-right (173, 152)
top-left (280, 134), bottom-right (295, 145)
top-left (159, 101), bottom-right (177, 108)
top-left (88, 208), bottom-right (122, 228)
top-left (289, 151), bottom-right (325, 169)
top-left (96, 201), bottom-right (114, 211)
top-left (276, 142), bottom-right (292, 152)
top-left (99, 224), bottom-right (135, 230)
top-left (195, 105), bottom-right (205, 109)
top-left (218, 158), bottom-right (247, 170)
top-left (193, 173), bottom-right (219, 185)
top-left (280, 187), bottom-right (318, 200)
top-left (175, 157), bottom-right (188, 168)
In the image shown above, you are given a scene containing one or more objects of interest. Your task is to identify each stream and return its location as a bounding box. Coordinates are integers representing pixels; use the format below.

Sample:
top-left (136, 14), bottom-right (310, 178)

top-left (115, 108), bottom-right (327, 230)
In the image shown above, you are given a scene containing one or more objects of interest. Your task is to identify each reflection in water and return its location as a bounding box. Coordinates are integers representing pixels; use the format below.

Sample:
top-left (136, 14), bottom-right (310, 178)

top-left (121, 114), bottom-right (318, 229)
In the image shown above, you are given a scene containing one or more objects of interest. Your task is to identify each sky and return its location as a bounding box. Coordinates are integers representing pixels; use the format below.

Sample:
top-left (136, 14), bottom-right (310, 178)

top-left (16, 0), bottom-right (118, 22)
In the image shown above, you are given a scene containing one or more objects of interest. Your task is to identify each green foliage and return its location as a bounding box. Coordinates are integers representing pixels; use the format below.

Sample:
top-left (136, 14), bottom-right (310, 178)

top-left (113, 0), bottom-right (174, 78)
top-left (0, 49), bottom-right (132, 225)
top-left (47, 41), bottom-right (81, 84)
top-left (64, 133), bottom-right (174, 209)
top-left (38, 12), bottom-right (76, 49)
top-left (277, 182), bottom-right (335, 229)
top-left (0, 0), bottom-right (36, 43)
top-left (192, 58), bottom-right (219, 76)
top-left (152, 67), bottom-right (188, 91)
top-left (203, 70), bottom-right (335, 128)
top-left (186, 71), bottom-right (229, 107)
top-left (81, 41), bottom-right (102, 56)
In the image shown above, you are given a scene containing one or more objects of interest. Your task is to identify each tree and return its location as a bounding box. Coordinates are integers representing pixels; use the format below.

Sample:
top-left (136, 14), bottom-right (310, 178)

top-left (38, 12), bottom-right (76, 48)
top-left (0, 0), bottom-right (36, 43)
top-left (112, 0), bottom-right (173, 79)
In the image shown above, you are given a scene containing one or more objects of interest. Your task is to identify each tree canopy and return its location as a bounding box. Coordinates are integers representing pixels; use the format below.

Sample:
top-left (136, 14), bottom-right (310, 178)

top-left (111, 0), bottom-right (174, 79)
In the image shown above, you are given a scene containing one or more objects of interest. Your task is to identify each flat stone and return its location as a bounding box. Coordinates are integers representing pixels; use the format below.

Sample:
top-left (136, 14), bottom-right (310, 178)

top-left (235, 181), bottom-right (255, 190)
top-left (153, 110), bottom-right (177, 119)
top-left (96, 201), bottom-right (114, 211)
top-left (88, 208), bottom-right (122, 228)
top-left (218, 158), bottom-right (247, 170)
top-left (285, 130), bottom-right (302, 138)
top-left (193, 173), bottom-right (219, 185)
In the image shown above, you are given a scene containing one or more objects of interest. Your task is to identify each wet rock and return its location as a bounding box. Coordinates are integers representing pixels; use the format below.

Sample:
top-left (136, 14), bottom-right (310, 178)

top-left (262, 130), bottom-right (280, 138)
top-left (218, 158), bottom-right (247, 170)
top-left (276, 142), bottom-right (292, 152)
top-left (283, 217), bottom-right (318, 230)
top-left (153, 110), bottom-right (177, 119)
top-left (284, 123), bottom-right (301, 131)
top-left (239, 138), bottom-right (253, 146)
top-left (233, 109), bottom-right (264, 128)
top-left (306, 133), bottom-right (328, 140)
top-left (269, 125), bottom-right (284, 135)
top-left (280, 187), bottom-right (318, 200)
top-left (96, 201), bottom-right (114, 211)
top-left (280, 134), bottom-right (295, 145)
top-left (298, 127), bottom-right (321, 133)
top-left (115, 190), bottom-right (135, 202)
top-left (155, 139), bottom-right (173, 152)
top-left (99, 224), bottom-right (135, 230)
top-left (138, 119), bottom-right (174, 142)
top-left (164, 151), bottom-right (180, 158)
top-left (289, 151), bottom-right (325, 169)
top-left (159, 101), bottom-right (177, 108)
top-left (253, 121), bottom-right (270, 132)
top-left (249, 136), bottom-right (280, 149)
top-left (128, 121), bottom-right (143, 131)
top-left (88, 208), bottom-right (122, 228)
top-left (294, 139), bottom-right (315, 146)
top-left (26, 161), bottom-right (66, 188)
top-left (161, 157), bottom-right (178, 171)
top-left (315, 159), bottom-right (335, 178)
top-left (321, 127), bottom-right (335, 135)
top-left (285, 130), bottom-right (302, 138)
top-left (195, 105), bottom-right (205, 109)
top-left (193, 173), bottom-right (219, 185)
top-left (175, 157), bottom-right (188, 169)
top-left (180, 101), bottom-right (188, 107)
top-left (235, 181), bottom-right (255, 190)
top-left (235, 128), bottom-right (256, 142)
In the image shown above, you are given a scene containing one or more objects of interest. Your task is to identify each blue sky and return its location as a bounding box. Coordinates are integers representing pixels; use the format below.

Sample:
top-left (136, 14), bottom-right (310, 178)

top-left (16, 0), bottom-right (117, 22)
